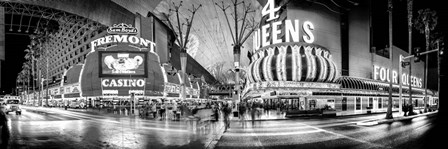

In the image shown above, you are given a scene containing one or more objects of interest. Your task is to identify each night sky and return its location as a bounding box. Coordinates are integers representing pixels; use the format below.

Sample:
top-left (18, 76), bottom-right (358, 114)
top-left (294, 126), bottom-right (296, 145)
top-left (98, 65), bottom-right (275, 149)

top-left (2, 33), bottom-right (29, 95)
top-left (1, 0), bottom-right (447, 95)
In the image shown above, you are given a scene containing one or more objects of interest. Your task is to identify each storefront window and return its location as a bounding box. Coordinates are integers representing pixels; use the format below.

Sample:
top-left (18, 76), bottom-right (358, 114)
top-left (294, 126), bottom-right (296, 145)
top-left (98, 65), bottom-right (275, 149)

top-left (355, 97), bottom-right (361, 110)
top-left (393, 98), bottom-right (399, 108)
top-left (378, 98), bottom-right (382, 109)
top-left (383, 98), bottom-right (388, 108)
top-left (326, 99), bottom-right (335, 110)
top-left (309, 100), bottom-right (316, 110)
top-left (342, 97), bottom-right (347, 111)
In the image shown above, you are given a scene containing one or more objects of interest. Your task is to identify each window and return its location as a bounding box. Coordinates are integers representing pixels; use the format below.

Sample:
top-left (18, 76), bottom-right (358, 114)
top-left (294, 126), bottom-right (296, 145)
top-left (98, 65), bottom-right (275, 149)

top-left (378, 98), bottom-right (382, 109)
top-left (383, 98), bottom-right (389, 108)
top-left (393, 98), bottom-right (399, 108)
top-left (309, 100), bottom-right (316, 109)
top-left (368, 97), bottom-right (373, 108)
top-left (342, 97), bottom-right (347, 111)
top-left (356, 97), bottom-right (361, 110)
top-left (326, 99), bottom-right (335, 110)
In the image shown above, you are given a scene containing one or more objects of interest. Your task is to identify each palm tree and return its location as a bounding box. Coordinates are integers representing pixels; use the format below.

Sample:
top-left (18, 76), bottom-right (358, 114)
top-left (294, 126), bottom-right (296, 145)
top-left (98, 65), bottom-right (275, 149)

top-left (20, 63), bottom-right (31, 103)
top-left (414, 8), bottom-right (438, 113)
top-left (24, 47), bottom-right (37, 105)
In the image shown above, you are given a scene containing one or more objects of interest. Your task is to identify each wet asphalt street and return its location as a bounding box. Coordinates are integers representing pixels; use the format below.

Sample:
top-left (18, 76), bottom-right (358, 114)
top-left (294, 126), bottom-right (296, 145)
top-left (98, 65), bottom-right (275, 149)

top-left (2, 106), bottom-right (444, 149)
top-left (216, 113), bottom-right (443, 149)
top-left (5, 106), bottom-right (223, 149)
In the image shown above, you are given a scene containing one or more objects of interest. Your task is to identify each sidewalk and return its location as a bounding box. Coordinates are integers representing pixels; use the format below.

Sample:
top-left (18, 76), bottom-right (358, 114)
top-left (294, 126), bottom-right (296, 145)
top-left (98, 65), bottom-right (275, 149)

top-left (356, 110), bottom-right (438, 126)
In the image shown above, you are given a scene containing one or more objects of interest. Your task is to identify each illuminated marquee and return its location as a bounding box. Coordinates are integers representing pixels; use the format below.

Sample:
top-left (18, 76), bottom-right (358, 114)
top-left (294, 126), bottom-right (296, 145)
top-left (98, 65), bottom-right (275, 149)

top-left (249, 81), bottom-right (340, 89)
top-left (252, 0), bottom-right (315, 53)
top-left (373, 65), bottom-right (422, 88)
top-left (101, 79), bottom-right (145, 87)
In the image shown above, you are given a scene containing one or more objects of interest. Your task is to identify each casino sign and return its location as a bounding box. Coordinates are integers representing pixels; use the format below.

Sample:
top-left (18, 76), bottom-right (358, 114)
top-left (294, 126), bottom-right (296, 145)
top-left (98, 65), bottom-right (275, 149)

top-left (80, 23), bottom-right (164, 97)
top-left (243, 0), bottom-right (340, 99)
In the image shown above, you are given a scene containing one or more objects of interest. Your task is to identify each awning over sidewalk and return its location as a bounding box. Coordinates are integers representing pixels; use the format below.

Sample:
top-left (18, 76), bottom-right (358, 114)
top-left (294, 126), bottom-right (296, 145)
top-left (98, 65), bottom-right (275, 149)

top-left (335, 76), bottom-right (433, 95)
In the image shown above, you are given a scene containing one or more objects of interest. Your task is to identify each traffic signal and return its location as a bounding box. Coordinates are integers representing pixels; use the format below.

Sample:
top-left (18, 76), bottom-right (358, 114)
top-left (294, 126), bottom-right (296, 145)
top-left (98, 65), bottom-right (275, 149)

top-left (401, 61), bottom-right (410, 68)
top-left (52, 76), bottom-right (56, 83)
top-left (440, 42), bottom-right (445, 56)
top-left (63, 76), bottom-right (67, 83)
top-left (413, 47), bottom-right (421, 62)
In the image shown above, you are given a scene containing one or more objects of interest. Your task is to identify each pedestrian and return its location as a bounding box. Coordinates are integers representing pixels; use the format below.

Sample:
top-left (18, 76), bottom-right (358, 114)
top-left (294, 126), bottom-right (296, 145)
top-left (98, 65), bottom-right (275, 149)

top-left (402, 104), bottom-right (408, 116)
top-left (222, 103), bottom-right (232, 132)
top-left (0, 105), bottom-right (10, 148)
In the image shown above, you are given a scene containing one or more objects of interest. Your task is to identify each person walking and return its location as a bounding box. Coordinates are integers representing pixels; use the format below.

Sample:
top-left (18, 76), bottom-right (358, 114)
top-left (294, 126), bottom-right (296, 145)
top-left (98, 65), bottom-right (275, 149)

top-left (0, 105), bottom-right (10, 148)
top-left (223, 102), bottom-right (232, 132)
top-left (239, 102), bottom-right (247, 128)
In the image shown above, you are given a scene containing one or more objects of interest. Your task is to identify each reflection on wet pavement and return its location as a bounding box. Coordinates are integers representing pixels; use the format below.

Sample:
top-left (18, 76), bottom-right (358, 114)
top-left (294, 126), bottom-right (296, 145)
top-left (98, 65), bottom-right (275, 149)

top-left (6, 107), bottom-right (223, 149)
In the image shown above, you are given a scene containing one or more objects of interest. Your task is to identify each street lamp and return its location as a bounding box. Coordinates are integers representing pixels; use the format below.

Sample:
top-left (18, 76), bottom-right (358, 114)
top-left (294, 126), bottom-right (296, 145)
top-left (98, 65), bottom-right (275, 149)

top-left (400, 42), bottom-right (441, 115)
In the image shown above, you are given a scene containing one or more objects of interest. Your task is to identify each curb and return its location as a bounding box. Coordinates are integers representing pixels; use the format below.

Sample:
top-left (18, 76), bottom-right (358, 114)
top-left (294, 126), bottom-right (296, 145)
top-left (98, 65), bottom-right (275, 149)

top-left (356, 111), bottom-right (438, 126)
top-left (205, 125), bottom-right (225, 149)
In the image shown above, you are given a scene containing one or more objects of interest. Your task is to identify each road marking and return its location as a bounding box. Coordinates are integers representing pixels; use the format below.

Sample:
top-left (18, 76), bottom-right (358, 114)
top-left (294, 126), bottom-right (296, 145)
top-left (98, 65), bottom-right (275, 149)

top-left (415, 123), bottom-right (431, 131)
top-left (23, 107), bottom-right (190, 133)
top-left (303, 123), bottom-right (390, 149)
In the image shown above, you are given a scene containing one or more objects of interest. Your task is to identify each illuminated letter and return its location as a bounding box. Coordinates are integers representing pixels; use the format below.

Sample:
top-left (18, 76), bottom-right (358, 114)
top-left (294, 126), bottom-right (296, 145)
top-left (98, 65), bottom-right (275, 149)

top-left (129, 36), bottom-right (139, 44)
top-left (392, 70), bottom-right (398, 84)
top-left (285, 20), bottom-right (300, 42)
top-left (262, 24), bottom-right (271, 47)
top-left (105, 35), bottom-right (113, 44)
top-left (140, 38), bottom-right (151, 47)
top-left (129, 79), bottom-right (136, 87)
top-left (101, 79), bottom-right (109, 87)
top-left (113, 35), bottom-right (128, 43)
top-left (272, 21), bottom-right (282, 44)
top-left (109, 79), bottom-right (117, 87)
top-left (123, 79), bottom-right (128, 87)
top-left (253, 30), bottom-right (258, 52)
top-left (419, 78), bottom-right (423, 88)
top-left (373, 65), bottom-right (380, 80)
top-left (137, 79), bottom-right (145, 87)
top-left (303, 21), bottom-right (315, 43)
top-left (98, 37), bottom-right (106, 45)
top-left (91, 40), bottom-right (97, 51)
top-left (262, 0), bottom-right (281, 21)
top-left (117, 79), bottom-right (123, 87)
top-left (380, 67), bottom-right (386, 81)
top-left (402, 74), bottom-right (407, 85)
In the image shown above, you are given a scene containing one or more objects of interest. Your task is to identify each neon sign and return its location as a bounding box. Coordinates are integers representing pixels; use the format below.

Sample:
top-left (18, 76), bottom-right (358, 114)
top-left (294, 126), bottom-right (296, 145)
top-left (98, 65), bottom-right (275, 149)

top-left (373, 65), bottom-right (422, 88)
top-left (90, 23), bottom-right (156, 52)
top-left (253, 0), bottom-right (315, 52)
top-left (101, 79), bottom-right (145, 87)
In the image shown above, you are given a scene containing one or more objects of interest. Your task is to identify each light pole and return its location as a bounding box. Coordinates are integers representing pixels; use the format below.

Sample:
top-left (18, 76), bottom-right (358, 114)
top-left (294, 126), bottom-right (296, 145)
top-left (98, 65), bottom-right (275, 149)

top-left (400, 45), bottom-right (440, 115)
top-left (40, 77), bottom-right (50, 107)
top-left (386, 0), bottom-right (394, 119)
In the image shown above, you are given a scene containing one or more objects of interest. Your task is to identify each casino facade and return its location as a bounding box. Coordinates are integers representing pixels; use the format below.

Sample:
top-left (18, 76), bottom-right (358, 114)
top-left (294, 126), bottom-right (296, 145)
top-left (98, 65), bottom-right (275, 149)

top-left (242, 0), bottom-right (438, 116)
top-left (22, 12), bottom-right (217, 107)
